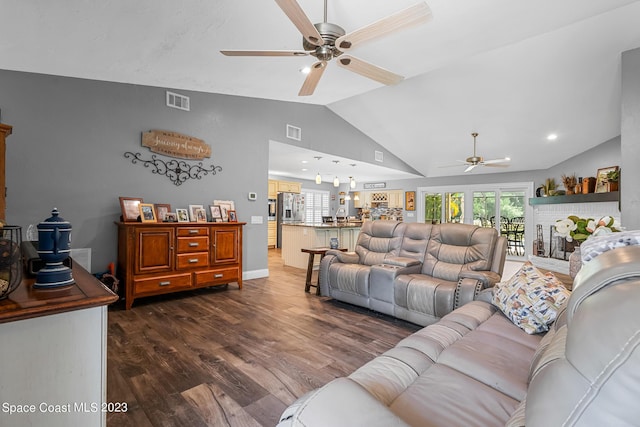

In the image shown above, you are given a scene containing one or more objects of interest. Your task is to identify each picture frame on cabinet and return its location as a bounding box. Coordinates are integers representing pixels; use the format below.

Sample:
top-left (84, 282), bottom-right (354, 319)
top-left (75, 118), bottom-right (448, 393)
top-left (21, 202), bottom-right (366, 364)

top-left (155, 204), bottom-right (171, 222)
top-left (119, 197), bottom-right (144, 222)
top-left (176, 208), bottom-right (190, 223)
top-left (228, 210), bottom-right (238, 222)
top-left (595, 166), bottom-right (618, 193)
top-left (214, 200), bottom-right (235, 221)
top-left (188, 204), bottom-right (204, 222)
top-left (139, 203), bottom-right (157, 223)
top-left (210, 205), bottom-right (223, 222)
top-left (195, 208), bottom-right (207, 223)
top-left (164, 213), bottom-right (178, 222)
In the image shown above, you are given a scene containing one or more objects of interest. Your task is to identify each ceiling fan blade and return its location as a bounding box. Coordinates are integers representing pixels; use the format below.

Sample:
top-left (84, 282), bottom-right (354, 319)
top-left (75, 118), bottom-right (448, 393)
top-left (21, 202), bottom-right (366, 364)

top-left (335, 2), bottom-right (432, 52)
top-left (464, 164), bottom-right (478, 172)
top-left (220, 50), bottom-right (312, 57)
top-left (483, 163), bottom-right (510, 168)
top-left (298, 61), bottom-right (327, 96)
top-left (337, 55), bottom-right (403, 85)
top-left (482, 158), bottom-right (511, 165)
top-left (275, 0), bottom-right (325, 47)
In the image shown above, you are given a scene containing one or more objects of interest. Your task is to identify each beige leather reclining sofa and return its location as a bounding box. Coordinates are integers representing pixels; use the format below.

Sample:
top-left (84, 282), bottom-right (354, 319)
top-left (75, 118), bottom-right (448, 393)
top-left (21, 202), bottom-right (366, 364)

top-left (319, 220), bottom-right (507, 326)
top-left (279, 246), bottom-right (640, 426)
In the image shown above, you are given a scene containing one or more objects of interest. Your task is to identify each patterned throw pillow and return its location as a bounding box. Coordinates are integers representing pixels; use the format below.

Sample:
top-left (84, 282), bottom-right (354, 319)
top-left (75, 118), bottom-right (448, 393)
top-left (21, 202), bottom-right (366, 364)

top-left (580, 230), bottom-right (640, 264)
top-left (492, 262), bottom-right (570, 334)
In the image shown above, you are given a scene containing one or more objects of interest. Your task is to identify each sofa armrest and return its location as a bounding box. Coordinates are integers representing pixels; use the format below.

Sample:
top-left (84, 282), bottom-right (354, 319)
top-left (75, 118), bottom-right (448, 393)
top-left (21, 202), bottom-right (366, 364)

top-left (459, 270), bottom-right (502, 288)
top-left (382, 256), bottom-right (422, 268)
top-left (328, 250), bottom-right (360, 264)
top-left (277, 378), bottom-right (411, 427)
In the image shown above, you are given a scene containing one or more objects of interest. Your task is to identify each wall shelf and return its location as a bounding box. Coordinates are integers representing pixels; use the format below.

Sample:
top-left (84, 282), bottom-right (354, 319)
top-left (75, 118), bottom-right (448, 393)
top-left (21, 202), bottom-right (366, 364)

top-left (529, 191), bottom-right (619, 206)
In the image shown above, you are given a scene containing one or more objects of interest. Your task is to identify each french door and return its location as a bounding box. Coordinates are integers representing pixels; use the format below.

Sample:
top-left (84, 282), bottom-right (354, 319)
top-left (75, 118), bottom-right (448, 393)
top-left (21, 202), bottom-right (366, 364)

top-left (417, 182), bottom-right (534, 258)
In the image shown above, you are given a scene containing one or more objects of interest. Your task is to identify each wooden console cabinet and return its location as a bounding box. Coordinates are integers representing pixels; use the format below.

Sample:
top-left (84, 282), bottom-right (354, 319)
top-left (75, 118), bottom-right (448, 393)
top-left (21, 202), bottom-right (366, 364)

top-left (116, 222), bottom-right (244, 309)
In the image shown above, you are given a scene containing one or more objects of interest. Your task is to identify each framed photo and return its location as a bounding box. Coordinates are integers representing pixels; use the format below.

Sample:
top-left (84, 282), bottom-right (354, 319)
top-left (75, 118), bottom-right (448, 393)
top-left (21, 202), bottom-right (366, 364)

top-left (214, 200), bottom-right (235, 221)
top-left (164, 212), bottom-right (178, 222)
top-left (188, 204), bottom-right (204, 222)
top-left (195, 208), bottom-right (207, 223)
top-left (209, 205), bottom-right (223, 222)
top-left (227, 210), bottom-right (238, 222)
top-left (139, 203), bottom-right (157, 223)
top-left (595, 166), bottom-right (618, 193)
top-left (405, 191), bottom-right (416, 211)
top-left (155, 204), bottom-right (171, 222)
top-left (176, 208), bottom-right (190, 223)
top-left (119, 197), bottom-right (143, 222)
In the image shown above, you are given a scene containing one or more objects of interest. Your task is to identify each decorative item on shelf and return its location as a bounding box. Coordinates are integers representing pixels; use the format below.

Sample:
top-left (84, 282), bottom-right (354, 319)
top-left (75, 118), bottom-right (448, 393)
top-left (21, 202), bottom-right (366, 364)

top-left (0, 224), bottom-right (22, 299)
top-left (606, 169), bottom-right (620, 192)
top-left (574, 177), bottom-right (583, 195)
top-left (595, 166), bottom-right (618, 193)
top-left (34, 208), bottom-right (75, 288)
top-left (561, 174), bottom-right (578, 195)
top-left (542, 178), bottom-right (556, 196)
top-left (582, 176), bottom-right (596, 193)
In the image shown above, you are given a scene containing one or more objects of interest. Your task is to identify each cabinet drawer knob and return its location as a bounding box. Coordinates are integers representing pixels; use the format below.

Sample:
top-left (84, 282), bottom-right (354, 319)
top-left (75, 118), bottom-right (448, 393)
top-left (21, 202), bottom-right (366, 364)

top-left (189, 258), bottom-right (199, 263)
top-left (214, 273), bottom-right (224, 278)
top-left (189, 242), bottom-right (199, 247)
top-left (189, 229), bottom-right (198, 234)
top-left (159, 281), bottom-right (171, 286)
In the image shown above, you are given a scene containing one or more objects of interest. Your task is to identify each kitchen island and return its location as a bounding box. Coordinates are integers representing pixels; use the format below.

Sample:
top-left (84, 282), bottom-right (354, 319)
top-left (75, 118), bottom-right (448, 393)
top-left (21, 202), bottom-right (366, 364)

top-left (281, 223), bottom-right (362, 270)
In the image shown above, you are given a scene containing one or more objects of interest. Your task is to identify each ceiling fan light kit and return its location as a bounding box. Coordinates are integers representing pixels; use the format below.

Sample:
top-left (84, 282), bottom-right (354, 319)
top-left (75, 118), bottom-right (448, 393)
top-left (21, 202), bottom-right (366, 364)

top-left (221, 0), bottom-right (433, 96)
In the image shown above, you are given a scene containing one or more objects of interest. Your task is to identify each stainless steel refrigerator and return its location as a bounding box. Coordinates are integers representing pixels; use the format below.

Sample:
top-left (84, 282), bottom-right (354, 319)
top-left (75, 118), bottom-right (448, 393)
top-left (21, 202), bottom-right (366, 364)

top-left (277, 192), bottom-right (305, 248)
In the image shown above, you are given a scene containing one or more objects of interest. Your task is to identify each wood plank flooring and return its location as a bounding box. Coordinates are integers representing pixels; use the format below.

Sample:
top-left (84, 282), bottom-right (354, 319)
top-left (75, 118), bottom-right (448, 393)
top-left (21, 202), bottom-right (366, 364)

top-left (106, 249), bottom-right (420, 427)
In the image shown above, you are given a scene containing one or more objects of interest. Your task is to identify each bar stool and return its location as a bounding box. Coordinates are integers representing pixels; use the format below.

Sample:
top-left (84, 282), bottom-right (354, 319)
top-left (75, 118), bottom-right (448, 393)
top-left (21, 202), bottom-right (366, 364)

top-left (300, 247), bottom-right (347, 295)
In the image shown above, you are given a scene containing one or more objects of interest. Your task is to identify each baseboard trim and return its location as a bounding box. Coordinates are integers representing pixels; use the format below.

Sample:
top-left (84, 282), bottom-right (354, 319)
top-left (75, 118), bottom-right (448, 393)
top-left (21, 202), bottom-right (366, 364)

top-left (243, 269), bottom-right (269, 280)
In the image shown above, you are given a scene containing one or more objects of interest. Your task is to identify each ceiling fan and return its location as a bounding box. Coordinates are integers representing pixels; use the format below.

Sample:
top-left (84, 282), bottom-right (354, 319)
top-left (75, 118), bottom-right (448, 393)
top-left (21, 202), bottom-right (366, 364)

top-left (220, 0), bottom-right (432, 96)
top-left (443, 133), bottom-right (511, 172)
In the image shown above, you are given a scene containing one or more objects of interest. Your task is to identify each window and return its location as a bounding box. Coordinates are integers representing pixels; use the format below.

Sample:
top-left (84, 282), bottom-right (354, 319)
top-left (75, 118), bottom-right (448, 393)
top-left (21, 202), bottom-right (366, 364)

top-left (303, 189), bottom-right (330, 224)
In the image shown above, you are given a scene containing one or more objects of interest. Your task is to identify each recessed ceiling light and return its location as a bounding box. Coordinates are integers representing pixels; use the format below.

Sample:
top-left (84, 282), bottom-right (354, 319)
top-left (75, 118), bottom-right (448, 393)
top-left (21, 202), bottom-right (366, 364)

top-left (301, 160), bottom-right (308, 164)
top-left (547, 134), bottom-right (558, 141)
top-left (300, 66), bottom-right (311, 75)
top-left (301, 168), bottom-right (308, 171)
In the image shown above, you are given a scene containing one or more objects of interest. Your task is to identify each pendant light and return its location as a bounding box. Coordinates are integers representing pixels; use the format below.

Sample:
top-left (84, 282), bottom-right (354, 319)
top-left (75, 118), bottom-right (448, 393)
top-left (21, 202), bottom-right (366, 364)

top-left (349, 176), bottom-right (356, 189)
top-left (333, 176), bottom-right (340, 187)
top-left (315, 173), bottom-right (322, 184)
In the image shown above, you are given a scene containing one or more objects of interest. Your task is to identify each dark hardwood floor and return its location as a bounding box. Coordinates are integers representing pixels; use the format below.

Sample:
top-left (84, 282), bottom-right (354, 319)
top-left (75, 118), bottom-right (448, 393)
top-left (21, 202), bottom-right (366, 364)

top-left (107, 249), bottom-right (420, 427)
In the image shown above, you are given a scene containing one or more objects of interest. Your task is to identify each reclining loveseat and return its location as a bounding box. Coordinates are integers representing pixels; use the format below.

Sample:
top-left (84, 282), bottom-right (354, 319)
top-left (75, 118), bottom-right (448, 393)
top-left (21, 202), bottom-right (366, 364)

top-left (319, 220), bottom-right (507, 326)
top-left (280, 244), bottom-right (640, 426)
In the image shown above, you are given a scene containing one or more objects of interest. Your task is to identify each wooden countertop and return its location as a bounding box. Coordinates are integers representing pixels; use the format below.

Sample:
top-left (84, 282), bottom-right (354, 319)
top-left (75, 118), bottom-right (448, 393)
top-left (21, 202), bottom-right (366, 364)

top-left (0, 261), bottom-right (118, 324)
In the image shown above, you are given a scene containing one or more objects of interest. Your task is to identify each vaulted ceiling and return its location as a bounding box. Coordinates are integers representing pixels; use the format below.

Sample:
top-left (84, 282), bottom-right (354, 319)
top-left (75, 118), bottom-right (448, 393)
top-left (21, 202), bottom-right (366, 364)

top-left (2, 0), bottom-right (639, 180)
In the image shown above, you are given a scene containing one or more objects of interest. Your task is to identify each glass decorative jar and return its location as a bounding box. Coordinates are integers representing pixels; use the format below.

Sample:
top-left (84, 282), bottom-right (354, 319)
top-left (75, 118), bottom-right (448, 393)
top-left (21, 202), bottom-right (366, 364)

top-left (0, 225), bottom-right (22, 299)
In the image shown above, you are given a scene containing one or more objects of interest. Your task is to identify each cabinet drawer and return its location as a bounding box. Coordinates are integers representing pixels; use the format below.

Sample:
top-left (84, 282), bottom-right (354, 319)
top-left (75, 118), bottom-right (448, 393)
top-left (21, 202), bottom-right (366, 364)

top-left (194, 267), bottom-right (239, 286)
top-left (177, 236), bottom-right (209, 253)
top-left (177, 227), bottom-right (209, 237)
top-left (134, 273), bottom-right (192, 295)
top-left (176, 252), bottom-right (209, 269)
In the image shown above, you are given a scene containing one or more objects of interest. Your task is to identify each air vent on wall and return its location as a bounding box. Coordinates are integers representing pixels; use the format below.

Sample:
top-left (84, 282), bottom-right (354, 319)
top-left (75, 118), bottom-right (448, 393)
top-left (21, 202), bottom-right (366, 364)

top-left (166, 91), bottom-right (190, 111)
top-left (375, 150), bottom-right (384, 162)
top-left (286, 124), bottom-right (301, 141)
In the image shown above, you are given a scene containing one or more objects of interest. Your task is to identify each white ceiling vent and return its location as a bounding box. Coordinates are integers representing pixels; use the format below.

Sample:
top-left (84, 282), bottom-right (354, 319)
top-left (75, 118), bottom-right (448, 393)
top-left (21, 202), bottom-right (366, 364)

top-left (166, 91), bottom-right (190, 111)
top-left (286, 124), bottom-right (301, 141)
top-left (375, 150), bottom-right (384, 162)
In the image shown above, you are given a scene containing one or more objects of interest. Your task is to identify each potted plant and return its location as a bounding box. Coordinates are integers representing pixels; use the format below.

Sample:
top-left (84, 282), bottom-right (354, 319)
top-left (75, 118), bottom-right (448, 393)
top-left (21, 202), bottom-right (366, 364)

top-left (606, 169), bottom-right (620, 192)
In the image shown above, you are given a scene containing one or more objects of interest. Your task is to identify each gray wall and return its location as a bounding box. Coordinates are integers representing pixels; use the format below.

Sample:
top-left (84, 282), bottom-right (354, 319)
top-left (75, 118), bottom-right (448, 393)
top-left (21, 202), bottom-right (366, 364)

top-left (622, 47), bottom-right (640, 229)
top-left (0, 69), bottom-right (406, 274)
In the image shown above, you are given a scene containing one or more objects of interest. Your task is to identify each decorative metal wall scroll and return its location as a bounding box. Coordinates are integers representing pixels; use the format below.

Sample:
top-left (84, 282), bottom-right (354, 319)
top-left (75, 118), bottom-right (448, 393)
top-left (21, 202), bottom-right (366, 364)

top-left (124, 152), bottom-right (222, 186)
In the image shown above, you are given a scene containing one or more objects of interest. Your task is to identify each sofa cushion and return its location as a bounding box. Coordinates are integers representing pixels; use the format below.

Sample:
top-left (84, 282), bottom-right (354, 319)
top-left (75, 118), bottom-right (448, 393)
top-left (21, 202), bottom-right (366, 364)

top-left (355, 220), bottom-right (405, 266)
top-left (492, 262), bottom-right (570, 334)
top-left (422, 223), bottom-right (499, 281)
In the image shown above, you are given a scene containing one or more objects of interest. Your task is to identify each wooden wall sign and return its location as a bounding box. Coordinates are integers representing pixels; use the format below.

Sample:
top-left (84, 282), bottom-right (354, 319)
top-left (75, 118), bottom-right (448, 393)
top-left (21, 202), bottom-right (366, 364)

top-left (142, 130), bottom-right (211, 160)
